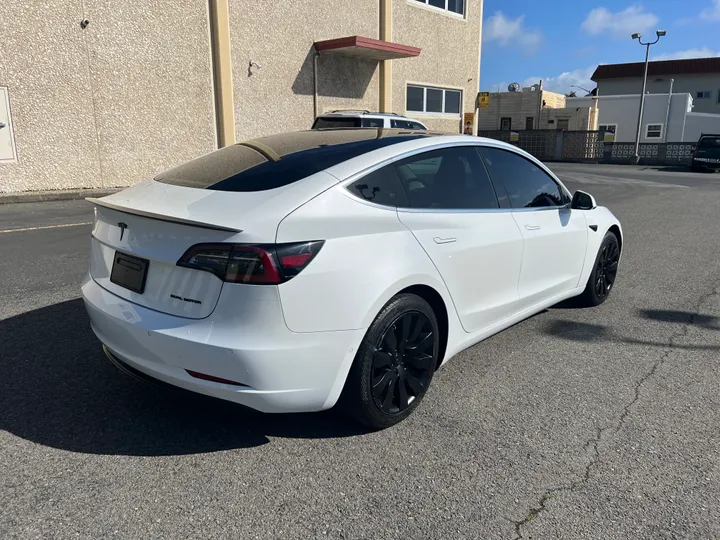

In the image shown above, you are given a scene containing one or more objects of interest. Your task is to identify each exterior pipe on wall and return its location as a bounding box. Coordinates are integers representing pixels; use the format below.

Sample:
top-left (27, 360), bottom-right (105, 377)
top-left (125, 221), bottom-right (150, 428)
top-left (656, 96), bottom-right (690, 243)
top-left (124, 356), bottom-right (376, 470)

top-left (663, 78), bottom-right (674, 143)
top-left (313, 49), bottom-right (319, 119)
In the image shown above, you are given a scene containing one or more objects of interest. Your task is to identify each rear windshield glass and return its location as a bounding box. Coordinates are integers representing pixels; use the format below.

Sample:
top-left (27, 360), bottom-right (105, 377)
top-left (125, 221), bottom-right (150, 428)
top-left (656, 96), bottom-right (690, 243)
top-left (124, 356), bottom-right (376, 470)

top-left (154, 130), bottom-right (436, 192)
top-left (312, 117), bottom-right (361, 129)
top-left (698, 137), bottom-right (720, 149)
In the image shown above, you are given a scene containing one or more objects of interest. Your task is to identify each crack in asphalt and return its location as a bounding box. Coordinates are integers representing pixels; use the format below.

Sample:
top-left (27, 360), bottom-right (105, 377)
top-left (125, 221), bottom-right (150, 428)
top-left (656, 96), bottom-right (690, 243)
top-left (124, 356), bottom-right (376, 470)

top-left (510, 287), bottom-right (720, 539)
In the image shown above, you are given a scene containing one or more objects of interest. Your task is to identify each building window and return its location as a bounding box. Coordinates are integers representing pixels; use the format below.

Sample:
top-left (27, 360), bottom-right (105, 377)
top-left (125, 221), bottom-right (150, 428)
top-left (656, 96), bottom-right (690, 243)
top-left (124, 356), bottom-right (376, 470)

top-left (599, 124), bottom-right (617, 134)
top-left (411, 0), bottom-right (464, 16)
top-left (645, 123), bottom-right (663, 139)
top-left (406, 84), bottom-right (462, 115)
top-left (696, 91), bottom-right (711, 99)
top-left (556, 118), bottom-right (570, 131)
top-left (500, 117), bottom-right (511, 130)
top-left (525, 117), bottom-right (534, 130)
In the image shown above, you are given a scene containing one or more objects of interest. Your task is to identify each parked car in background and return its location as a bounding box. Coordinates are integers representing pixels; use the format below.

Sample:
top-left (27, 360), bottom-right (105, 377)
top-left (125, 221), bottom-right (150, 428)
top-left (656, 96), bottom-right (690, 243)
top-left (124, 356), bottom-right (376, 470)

top-left (691, 133), bottom-right (720, 172)
top-left (312, 110), bottom-right (428, 130)
top-left (83, 129), bottom-right (623, 429)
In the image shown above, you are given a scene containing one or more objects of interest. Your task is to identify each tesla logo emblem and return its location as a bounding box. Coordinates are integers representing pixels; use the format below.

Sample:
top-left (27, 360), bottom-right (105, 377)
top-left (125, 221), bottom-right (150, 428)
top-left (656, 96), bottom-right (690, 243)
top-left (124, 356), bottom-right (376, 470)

top-left (118, 222), bottom-right (128, 241)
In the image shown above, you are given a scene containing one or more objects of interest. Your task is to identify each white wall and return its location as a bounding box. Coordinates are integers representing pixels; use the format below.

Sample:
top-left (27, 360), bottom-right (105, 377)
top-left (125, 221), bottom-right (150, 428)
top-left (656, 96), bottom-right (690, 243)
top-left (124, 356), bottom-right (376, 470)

top-left (683, 112), bottom-right (720, 141)
top-left (568, 94), bottom-right (694, 142)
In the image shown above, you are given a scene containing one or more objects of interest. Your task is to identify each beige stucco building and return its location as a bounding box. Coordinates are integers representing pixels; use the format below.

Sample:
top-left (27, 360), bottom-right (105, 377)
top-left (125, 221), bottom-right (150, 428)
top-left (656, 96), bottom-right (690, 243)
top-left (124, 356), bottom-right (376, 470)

top-left (0, 0), bottom-right (483, 194)
top-left (477, 85), bottom-right (598, 132)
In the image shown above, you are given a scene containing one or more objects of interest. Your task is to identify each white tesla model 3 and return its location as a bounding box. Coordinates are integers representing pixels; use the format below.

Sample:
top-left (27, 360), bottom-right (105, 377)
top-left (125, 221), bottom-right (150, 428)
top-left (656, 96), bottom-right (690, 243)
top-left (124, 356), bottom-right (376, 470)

top-left (82, 128), bottom-right (622, 429)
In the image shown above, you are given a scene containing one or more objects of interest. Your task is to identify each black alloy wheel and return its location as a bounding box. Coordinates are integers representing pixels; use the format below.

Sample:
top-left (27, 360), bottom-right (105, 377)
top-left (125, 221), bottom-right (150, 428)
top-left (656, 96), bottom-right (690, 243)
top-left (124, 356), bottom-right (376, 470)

top-left (595, 237), bottom-right (620, 299)
top-left (371, 311), bottom-right (435, 414)
top-left (341, 293), bottom-right (439, 429)
top-left (575, 231), bottom-right (620, 307)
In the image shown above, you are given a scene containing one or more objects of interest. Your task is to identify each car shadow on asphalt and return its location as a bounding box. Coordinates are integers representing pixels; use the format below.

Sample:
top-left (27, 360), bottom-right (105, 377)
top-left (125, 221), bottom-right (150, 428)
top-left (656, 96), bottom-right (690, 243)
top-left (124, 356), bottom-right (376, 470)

top-left (542, 307), bottom-right (719, 349)
top-left (0, 299), bottom-right (370, 456)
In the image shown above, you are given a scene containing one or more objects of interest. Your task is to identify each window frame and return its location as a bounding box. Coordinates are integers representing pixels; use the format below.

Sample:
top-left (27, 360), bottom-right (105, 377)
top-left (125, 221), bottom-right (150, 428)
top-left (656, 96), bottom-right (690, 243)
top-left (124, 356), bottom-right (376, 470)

top-left (341, 143), bottom-right (572, 213)
top-left (477, 146), bottom-right (572, 211)
top-left (645, 123), bottom-right (663, 139)
top-left (406, 84), bottom-right (463, 117)
top-left (598, 123), bottom-right (617, 134)
top-left (500, 117), bottom-right (512, 130)
top-left (409, 0), bottom-right (465, 18)
top-left (696, 90), bottom-right (712, 100)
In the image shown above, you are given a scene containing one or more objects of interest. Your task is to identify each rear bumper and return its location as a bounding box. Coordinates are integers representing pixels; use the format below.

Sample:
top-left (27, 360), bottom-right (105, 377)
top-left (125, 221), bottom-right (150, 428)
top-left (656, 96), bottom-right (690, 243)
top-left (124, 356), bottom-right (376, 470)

top-left (82, 276), bottom-right (366, 413)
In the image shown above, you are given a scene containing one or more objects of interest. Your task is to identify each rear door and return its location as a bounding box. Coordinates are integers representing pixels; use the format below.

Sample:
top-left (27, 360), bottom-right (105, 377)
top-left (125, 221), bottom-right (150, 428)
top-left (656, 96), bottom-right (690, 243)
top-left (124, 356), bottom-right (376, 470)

top-left (394, 146), bottom-right (524, 334)
top-left (479, 147), bottom-right (587, 307)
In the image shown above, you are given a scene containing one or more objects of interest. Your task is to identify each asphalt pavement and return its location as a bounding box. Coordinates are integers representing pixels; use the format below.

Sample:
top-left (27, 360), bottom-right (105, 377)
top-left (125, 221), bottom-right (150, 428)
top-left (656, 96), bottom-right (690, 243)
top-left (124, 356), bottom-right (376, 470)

top-left (1, 164), bottom-right (719, 539)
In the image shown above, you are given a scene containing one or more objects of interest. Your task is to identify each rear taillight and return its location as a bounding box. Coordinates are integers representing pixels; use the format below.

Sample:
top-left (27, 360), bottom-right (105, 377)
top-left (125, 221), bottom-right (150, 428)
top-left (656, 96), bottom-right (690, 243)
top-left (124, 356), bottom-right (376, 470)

top-left (177, 241), bottom-right (324, 285)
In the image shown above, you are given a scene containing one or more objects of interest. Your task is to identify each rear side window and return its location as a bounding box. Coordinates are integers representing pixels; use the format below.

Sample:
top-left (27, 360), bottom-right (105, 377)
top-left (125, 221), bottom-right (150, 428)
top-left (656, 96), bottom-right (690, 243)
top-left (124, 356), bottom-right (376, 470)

top-left (361, 118), bottom-right (384, 127)
top-left (479, 147), bottom-right (566, 208)
top-left (348, 167), bottom-right (409, 207)
top-left (312, 117), bottom-right (361, 129)
top-left (391, 119), bottom-right (412, 129)
top-left (393, 147), bottom-right (499, 209)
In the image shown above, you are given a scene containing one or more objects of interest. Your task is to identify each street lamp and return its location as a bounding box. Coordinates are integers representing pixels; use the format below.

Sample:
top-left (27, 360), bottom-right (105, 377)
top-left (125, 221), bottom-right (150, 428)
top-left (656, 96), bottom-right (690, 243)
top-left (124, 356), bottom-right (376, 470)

top-left (632, 30), bottom-right (667, 162)
top-left (571, 85), bottom-right (593, 95)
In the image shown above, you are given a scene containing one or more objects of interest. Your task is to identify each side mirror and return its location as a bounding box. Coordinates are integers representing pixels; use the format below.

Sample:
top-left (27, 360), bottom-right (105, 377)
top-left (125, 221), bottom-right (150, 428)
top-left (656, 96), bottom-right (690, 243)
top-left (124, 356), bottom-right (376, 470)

top-left (571, 190), bottom-right (597, 210)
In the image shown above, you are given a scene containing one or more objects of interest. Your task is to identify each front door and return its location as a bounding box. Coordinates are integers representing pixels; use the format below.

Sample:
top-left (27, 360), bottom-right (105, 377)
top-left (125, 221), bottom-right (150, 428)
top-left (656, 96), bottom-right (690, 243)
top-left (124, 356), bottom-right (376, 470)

top-left (392, 146), bottom-right (524, 334)
top-left (479, 147), bottom-right (588, 308)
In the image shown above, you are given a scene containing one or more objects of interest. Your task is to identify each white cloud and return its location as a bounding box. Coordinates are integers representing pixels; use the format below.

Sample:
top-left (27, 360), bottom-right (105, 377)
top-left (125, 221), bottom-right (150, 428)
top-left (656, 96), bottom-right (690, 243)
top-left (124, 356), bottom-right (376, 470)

top-left (701, 0), bottom-right (720, 20)
top-left (581, 5), bottom-right (659, 39)
top-left (652, 48), bottom-right (720, 60)
top-left (483, 11), bottom-right (543, 52)
top-left (521, 66), bottom-right (597, 95)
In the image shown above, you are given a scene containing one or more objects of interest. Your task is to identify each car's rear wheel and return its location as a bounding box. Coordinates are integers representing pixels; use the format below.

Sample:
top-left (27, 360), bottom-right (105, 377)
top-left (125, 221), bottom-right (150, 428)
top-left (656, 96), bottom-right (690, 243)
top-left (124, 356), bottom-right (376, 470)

top-left (575, 231), bottom-right (620, 307)
top-left (341, 294), bottom-right (439, 429)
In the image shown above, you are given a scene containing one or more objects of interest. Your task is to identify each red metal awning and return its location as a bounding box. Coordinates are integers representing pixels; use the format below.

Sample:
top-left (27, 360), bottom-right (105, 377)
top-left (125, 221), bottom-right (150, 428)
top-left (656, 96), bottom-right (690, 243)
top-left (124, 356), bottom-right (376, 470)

top-left (313, 36), bottom-right (421, 60)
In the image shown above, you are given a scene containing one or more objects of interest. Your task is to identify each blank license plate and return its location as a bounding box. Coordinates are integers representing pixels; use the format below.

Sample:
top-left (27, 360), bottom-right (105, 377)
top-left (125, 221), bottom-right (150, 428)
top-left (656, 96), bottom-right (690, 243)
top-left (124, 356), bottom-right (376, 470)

top-left (110, 252), bottom-right (149, 294)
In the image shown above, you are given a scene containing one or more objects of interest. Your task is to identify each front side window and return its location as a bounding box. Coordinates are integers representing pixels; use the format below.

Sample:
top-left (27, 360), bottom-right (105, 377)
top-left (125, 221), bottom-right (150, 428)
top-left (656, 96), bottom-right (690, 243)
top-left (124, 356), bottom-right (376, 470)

top-left (479, 147), bottom-right (566, 209)
top-left (698, 136), bottom-right (720, 149)
top-left (393, 147), bottom-right (499, 209)
top-left (645, 123), bottom-right (663, 139)
top-left (412, 0), bottom-right (464, 16)
top-left (407, 85), bottom-right (463, 116)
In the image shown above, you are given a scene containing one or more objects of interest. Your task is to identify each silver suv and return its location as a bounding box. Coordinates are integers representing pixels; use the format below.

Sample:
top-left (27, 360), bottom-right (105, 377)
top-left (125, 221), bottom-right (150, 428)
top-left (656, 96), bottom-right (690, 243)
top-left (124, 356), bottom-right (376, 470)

top-left (312, 110), bottom-right (428, 130)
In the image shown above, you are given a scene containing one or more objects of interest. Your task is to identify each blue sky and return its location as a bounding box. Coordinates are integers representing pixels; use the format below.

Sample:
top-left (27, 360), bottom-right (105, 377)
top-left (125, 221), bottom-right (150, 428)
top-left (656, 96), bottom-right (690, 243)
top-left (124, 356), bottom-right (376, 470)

top-left (480, 0), bottom-right (720, 94)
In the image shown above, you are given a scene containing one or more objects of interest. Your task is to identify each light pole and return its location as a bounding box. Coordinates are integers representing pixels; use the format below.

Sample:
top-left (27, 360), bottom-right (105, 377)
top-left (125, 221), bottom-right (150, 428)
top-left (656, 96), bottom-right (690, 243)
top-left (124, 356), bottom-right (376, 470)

top-left (632, 30), bottom-right (666, 162)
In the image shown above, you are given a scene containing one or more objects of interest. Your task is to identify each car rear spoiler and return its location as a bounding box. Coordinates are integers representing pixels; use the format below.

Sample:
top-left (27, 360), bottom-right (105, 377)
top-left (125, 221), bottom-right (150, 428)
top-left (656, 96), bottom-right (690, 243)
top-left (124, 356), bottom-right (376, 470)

top-left (86, 197), bottom-right (243, 233)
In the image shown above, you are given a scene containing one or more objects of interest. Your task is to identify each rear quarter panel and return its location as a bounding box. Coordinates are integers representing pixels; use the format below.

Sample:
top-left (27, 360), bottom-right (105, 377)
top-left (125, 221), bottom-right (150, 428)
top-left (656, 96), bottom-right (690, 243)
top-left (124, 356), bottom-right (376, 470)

top-left (275, 186), bottom-right (462, 340)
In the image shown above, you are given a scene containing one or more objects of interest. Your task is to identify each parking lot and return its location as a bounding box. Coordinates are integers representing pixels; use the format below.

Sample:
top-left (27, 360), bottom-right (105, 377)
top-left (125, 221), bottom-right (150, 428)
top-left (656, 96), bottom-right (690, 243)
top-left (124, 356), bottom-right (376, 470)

top-left (1, 163), bottom-right (719, 539)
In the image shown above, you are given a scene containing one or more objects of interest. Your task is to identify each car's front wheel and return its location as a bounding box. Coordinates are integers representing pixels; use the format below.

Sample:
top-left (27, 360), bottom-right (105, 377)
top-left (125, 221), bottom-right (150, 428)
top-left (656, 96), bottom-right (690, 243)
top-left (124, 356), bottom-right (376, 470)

top-left (575, 231), bottom-right (620, 307)
top-left (341, 294), bottom-right (439, 429)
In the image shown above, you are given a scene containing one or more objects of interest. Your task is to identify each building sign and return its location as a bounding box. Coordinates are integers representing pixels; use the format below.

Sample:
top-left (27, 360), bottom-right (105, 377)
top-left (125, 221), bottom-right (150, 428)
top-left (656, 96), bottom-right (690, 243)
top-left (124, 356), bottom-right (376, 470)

top-left (476, 92), bottom-right (490, 109)
top-left (509, 131), bottom-right (519, 142)
top-left (463, 112), bottom-right (474, 134)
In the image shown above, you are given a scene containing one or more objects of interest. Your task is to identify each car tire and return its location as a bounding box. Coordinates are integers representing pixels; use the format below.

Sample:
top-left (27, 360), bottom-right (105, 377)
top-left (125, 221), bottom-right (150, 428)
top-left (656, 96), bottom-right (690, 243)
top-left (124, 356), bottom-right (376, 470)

top-left (574, 231), bottom-right (620, 308)
top-left (341, 293), bottom-right (439, 430)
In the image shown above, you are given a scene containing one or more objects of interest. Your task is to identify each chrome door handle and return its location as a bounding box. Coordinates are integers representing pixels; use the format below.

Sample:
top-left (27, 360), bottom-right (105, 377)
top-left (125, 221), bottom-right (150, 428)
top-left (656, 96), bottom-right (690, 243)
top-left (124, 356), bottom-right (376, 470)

top-left (524, 224), bottom-right (541, 231)
top-left (433, 237), bottom-right (457, 244)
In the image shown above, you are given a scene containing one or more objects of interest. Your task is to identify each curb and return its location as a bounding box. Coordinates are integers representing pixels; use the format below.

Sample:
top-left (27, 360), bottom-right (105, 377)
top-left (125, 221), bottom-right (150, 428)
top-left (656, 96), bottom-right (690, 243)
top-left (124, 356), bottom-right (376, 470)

top-left (0, 188), bottom-right (122, 205)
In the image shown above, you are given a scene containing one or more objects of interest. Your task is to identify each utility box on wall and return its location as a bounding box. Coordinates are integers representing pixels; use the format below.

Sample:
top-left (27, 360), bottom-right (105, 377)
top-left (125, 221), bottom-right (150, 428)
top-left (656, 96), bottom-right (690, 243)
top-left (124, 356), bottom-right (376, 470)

top-left (0, 87), bottom-right (18, 163)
